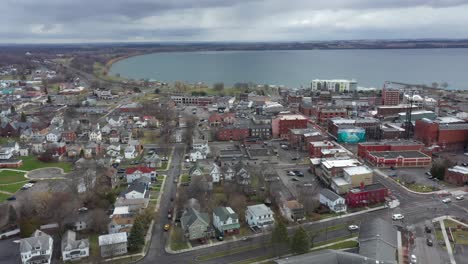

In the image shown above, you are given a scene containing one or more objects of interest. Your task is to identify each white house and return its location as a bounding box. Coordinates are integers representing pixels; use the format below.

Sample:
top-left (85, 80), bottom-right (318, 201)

top-left (0, 147), bottom-right (13, 160)
top-left (125, 167), bottom-right (156, 183)
top-left (19, 230), bottom-right (53, 264)
top-left (319, 189), bottom-right (347, 213)
top-left (46, 129), bottom-right (61, 142)
top-left (189, 150), bottom-right (206, 162)
top-left (209, 163), bottom-right (222, 183)
top-left (124, 181), bottom-right (148, 199)
top-left (213, 207), bottom-right (240, 235)
top-left (106, 144), bottom-right (121, 157)
top-left (192, 138), bottom-right (211, 155)
top-left (98, 232), bottom-right (128, 258)
top-left (89, 124), bottom-right (102, 142)
top-left (61, 230), bottom-right (89, 261)
top-left (223, 166), bottom-right (235, 181)
top-left (19, 147), bottom-right (29, 156)
top-left (107, 116), bottom-right (123, 127)
top-left (175, 129), bottom-right (183, 143)
top-left (245, 204), bottom-right (275, 230)
top-left (124, 145), bottom-right (137, 159)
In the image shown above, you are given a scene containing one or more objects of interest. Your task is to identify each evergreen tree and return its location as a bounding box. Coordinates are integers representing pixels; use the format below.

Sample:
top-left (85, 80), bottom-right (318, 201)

top-left (47, 95), bottom-right (52, 104)
top-left (20, 112), bottom-right (27, 122)
top-left (128, 221), bottom-right (145, 252)
top-left (290, 226), bottom-right (310, 254)
top-left (8, 205), bottom-right (17, 225)
top-left (10, 105), bottom-right (16, 114)
top-left (272, 220), bottom-right (289, 257)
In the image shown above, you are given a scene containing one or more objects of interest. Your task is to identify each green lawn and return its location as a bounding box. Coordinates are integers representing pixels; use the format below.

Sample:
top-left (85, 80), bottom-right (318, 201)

top-left (0, 170), bottom-right (26, 184)
top-left (157, 161), bottom-right (169, 171)
top-left (181, 174), bottom-right (190, 183)
top-left (157, 175), bottom-right (166, 181)
top-left (170, 226), bottom-right (189, 251)
top-left (313, 234), bottom-right (358, 248)
top-left (0, 137), bottom-right (19, 144)
top-left (405, 183), bottom-right (439, 193)
top-left (0, 193), bottom-right (11, 202)
top-left (88, 233), bottom-right (100, 257)
top-left (312, 240), bottom-right (358, 251)
top-left (0, 182), bottom-right (25, 194)
top-left (20, 156), bottom-right (73, 172)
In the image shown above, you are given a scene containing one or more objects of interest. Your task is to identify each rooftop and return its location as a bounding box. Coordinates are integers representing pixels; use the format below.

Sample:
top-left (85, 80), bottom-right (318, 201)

top-left (359, 140), bottom-right (422, 146)
top-left (98, 232), bottom-right (127, 246)
top-left (349, 183), bottom-right (386, 193)
top-left (436, 116), bottom-right (464, 124)
top-left (448, 166), bottom-right (468, 174)
top-left (320, 189), bottom-right (343, 202)
top-left (310, 141), bottom-right (334, 147)
top-left (368, 150), bottom-right (430, 159)
top-left (321, 158), bottom-right (360, 169)
top-left (343, 166), bottom-right (373, 175)
top-left (278, 114), bottom-right (307, 121)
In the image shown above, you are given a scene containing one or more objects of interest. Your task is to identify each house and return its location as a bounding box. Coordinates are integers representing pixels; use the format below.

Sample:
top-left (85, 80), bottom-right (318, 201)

top-left (319, 189), bottom-right (347, 213)
top-left (19, 147), bottom-right (29, 156)
top-left (189, 150), bottom-right (206, 162)
top-left (245, 204), bottom-right (275, 230)
top-left (31, 141), bottom-right (45, 154)
top-left (235, 161), bottom-right (251, 185)
top-left (223, 165), bottom-right (235, 181)
top-left (143, 153), bottom-right (162, 168)
top-left (192, 138), bottom-right (210, 154)
top-left (89, 124), bottom-right (102, 142)
top-left (125, 166), bottom-right (156, 183)
top-left (444, 166), bottom-right (468, 186)
top-left (106, 144), bottom-right (121, 157)
top-left (280, 199), bottom-right (305, 222)
top-left (101, 124), bottom-right (111, 135)
top-left (209, 163), bottom-right (222, 183)
top-left (46, 129), bottom-right (61, 142)
top-left (107, 116), bottom-right (123, 127)
top-left (108, 130), bottom-right (120, 143)
top-left (213, 207), bottom-right (240, 235)
top-left (98, 232), bottom-right (128, 258)
top-left (19, 230), bottom-right (53, 264)
top-left (61, 230), bottom-right (89, 261)
top-left (174, 129), bottom-right (182, 143)
top-left (108, 215), bottom-right (135, 234)
top-left (188, 163), bottom-right (203, 177)
top-left (61, 131), bottom-right (77, 143)
top-left (124, 145), bottom-right (137, 159)
top-left (346, 183), bottom-right (389, 208)
top-left (124, 180), bottom-right (148, 199)
top-left (0, 147), bottom-right (13, 159)
top-left (181, 207), bottom-right (214, 241)
top-left (4, 141), bottom-right (19, 154)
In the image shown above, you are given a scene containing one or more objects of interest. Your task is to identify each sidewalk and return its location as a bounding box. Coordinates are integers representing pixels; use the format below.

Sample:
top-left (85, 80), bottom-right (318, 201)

top-left (165, 205), bottom-right (387, 254)
top-left (439, 218), bottom-right (456, 264)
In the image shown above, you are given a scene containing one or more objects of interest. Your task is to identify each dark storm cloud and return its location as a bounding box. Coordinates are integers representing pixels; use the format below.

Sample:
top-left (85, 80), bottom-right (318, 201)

top-left (1, 0), bottom-right (468, 43)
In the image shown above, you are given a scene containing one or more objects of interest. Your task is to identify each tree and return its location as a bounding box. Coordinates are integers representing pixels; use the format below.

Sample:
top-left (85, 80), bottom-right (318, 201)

top-left (290, 226), bottom-right (310, 254)
top-left (128, 220), bottom-right (145, 252)
top-left (441, 82), bottom-right (449, 89)
top-left (10, 105), bottom-right (15, 114)
top-left (430, 158), bottom-right (454, 180)
top-left (154, 88), bottom-right (160, 94)
top-left (20, 112), bottom-right (27, 122)
top-left (8, 205), bottom-right (17, 225)
top-left (431, 82), bottom-right (439, 89)
top-left (271, 221), bottom-right (289, 256)
top-left (47, 95), bottom-right (52, 104)
top-left (213, 82), bottom-right (224, 92)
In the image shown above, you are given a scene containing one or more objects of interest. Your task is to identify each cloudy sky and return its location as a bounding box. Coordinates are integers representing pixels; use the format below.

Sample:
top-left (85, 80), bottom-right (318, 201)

top-left (2, 0), bottom-right (468, 43)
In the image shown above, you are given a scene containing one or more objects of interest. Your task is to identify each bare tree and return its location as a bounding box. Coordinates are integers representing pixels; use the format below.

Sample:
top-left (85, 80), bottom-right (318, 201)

top-left (89, 209), bottom-right (110, 234)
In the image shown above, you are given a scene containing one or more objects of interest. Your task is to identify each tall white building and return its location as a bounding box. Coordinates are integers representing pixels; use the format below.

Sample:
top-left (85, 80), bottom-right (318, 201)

top-left (311, 79), bottom-right (357, 92)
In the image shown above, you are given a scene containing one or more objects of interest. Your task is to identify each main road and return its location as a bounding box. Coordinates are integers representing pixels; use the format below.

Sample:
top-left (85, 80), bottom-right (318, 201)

top-left (138, 148), bottom-right (468, 264)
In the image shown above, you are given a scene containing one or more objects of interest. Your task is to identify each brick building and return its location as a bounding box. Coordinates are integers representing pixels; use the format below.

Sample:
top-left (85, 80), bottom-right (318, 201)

top-left (377, 105), bottom-right (420, 117)
top-left (357, 140), bottom-right (424, 159)
top-left (170, 95), bottom-right (214, 106)
top-left (366, 151), bottom-right (432, 168)
top-left (444, 166), bottom-right (468, 186)
top-left (309, 141), bottom-right (335, 158)
top-left (414, 118), bottom-right (468, 151)
top-left (208, 113), bottom-right (236, 127)
top-left (287, 95), bottom-right (303, 104)
top-left (316, 107), bottom-right (347, 125)
top-left (382, 88), bottom-right (400, 106)
top-left (271, 114), bottom-right (308, 139)
top-left (289, 128), bottom-right (322, 151)
top-left (61, 131), bottom-right (77, 143)
top-left (216, 125), bottom-right (250, 141)
top-left (379, 123), bottom-right (406, 140)
top-left (346, 183), bottom-right (389, 208)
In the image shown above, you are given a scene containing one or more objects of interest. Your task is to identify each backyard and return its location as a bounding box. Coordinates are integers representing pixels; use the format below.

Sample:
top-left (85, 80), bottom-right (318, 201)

top-left (0, 170), bottom-right (27, 184)
top-left (19, 156), bottom-right (73, 172)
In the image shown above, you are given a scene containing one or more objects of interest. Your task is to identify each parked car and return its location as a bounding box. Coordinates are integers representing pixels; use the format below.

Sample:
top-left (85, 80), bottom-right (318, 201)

top-left (455, 195), bottom-right (464, 200)
top-left (174, 178), bottom-right (178, 183)
top-left (28, 180), bottom-right (37, 183)
top-left (78, 207), bottom-right (88, 212)
top-left (410, 254), bottom-right (417, 263)
top-left (392, 214), bottom-right (404, 220)
top-left (7, 196), bottom-right (16, 201)
top-left (426, 238), bottom-right (433, 246)
top-left (425, 172), bottom-right (432, 176)
top-left (462, 163), bottom-right (467, 167)
top-left (293, 170), bottom-right (304, 177)
top-left (291, 178), bottom-right (299, 182)
top-left (164, 224), bottom-right (171, 231)
top-left (217, 235), bottom-right (224, 241)
top-left (348, 225), bottom-right (359, 231)
top-left (304, 183), bottom-right (313, 187)
top-left (442, 198), bottom-right (451, 204)
top-left (287, 171), bottom-right (296, 176)
top-left (168, 209), bottom-right (173, 219)
top-left (291, 157), bottom-right (298, 161)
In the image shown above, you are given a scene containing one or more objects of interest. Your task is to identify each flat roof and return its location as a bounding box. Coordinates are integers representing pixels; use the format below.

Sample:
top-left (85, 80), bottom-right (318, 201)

top-left (279, 114), bottom-right (307, 120)
top-left (310, 141), bottom-right (334, 147)
top-left (398, 110), bottom-right (434, 116)
top-left (343, 166), bottom-right (372, 175)
top-left (359, 140), bottom-right (422, 146)
top-left (349, 183), bottom-right (386, 193)
top-left (332, 177), bottom-right (350, 186)
top-left (368, 151), bottom-right (430, 159)
top-left (436, 116), bottom-right (464, 124)
top-left (321, 158), bottom-right (361, 169)
top-left (448, 166), bottom-right (468, 175)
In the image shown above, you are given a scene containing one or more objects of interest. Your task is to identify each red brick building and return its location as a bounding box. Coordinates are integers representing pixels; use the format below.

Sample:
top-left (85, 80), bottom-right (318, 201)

top-left (317, 107), bottom-right (347, 125)
top-left (357, 140), bottom-right (424, 159)
top-left (366, 151), bottom-right (432, 168)
top-left (272, 114), bottom-right (308, 139)
top-left (309, 141), bottom-right (335, 158)
top-left (346, 183), bottom-right (389, 208)
top-left (444, 166), bottom-right (468, 186)
top-left (0, 160), bottom-right (23, 168)
top-left (414, 118), bottom-right (468, 151)
top-left (382, 88), bottom-right (400, 105)
top-left (377, 105), bottom-right (420, 117)
top-left (61, 131), bottom-right (77, 143)
top-left (209, 113), bottom-right (236, 127)
top-left (171, 95), bottom-right (214, 106)
top-left (289, 128), bottom-right (322, 151)
top-left (216, 126), bottom-right (250, 141)
top-left (287, 95), bottom-right (303, 104)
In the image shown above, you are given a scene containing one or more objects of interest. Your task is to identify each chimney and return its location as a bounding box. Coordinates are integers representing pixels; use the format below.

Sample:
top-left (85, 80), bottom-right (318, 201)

top-left (360, 182), bottom-right (365, 190)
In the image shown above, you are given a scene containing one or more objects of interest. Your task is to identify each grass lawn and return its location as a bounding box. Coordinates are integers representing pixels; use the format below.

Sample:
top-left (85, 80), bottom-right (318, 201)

top-left (234, 255), bottom-right (275, 264)
top-left (197, 243), bottom-right (267, 261)
top-left (20, 156), bottom-right (73, 172)
top-left (157, 161), bottom-right (169, 171)
top-left (319, 213), bottom-right (339, 220)
top-left (88, 233), bottom-right (100, 257)
top-left (0, 137), bottom-right (19, 144)
top-left (435, 229), bottom-right (444, 242)
top-left (0, 182), bottom-right (25, 194)
top-left (151, 186), bottom-right (161, 192)
top-left (0, 193), bottom-right (11, 202)
top-left (0, 170), bottom-right (27, 184)
top-left (313, 234), bottom-right (358, 248)
top-left (157, 175), bottom-right (166, 181)
top-left (405, 183), bottom-right (439, 193)
top-left (170, 226), bottom-right (189, 251)
top-left (181, 174), bottom-right (190, 183)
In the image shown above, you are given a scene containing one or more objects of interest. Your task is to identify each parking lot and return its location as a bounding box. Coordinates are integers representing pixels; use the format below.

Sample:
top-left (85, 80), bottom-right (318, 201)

top-left (379, 167), bottom-right (448, 189)
top-left (275, 165), bottom-right (322, 199)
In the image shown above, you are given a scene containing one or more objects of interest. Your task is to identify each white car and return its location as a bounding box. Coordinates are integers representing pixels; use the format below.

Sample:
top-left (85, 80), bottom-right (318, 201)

top-left (410, 254), bottom-right (417, 263)
top-left (287, 171), bottom-right (296, 176)
top-left (348, 225), bottom-right (359, 231)
top-left (442, 198), bottom-right (451, 203)
top-left (455, 195), bottom-right (464, 200)
top-left (392, 214), bottom-right (404, 220)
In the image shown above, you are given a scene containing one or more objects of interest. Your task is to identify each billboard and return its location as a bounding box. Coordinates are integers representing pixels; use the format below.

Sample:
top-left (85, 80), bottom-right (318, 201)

top-left (337, 128), bottom-right (366, 143)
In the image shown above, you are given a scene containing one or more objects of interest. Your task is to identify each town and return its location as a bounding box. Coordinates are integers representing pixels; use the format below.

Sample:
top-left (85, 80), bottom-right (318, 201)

top-left (0, 53), bottom-right (467, 264)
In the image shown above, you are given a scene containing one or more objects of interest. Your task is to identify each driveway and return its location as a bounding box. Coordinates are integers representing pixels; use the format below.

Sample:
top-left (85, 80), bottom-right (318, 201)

top-left (0, 237), bottom-right (20, 264)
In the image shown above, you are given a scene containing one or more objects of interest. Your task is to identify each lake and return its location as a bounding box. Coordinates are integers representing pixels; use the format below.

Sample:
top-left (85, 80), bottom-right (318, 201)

top-left (109, 49), bottom-right (468, 89)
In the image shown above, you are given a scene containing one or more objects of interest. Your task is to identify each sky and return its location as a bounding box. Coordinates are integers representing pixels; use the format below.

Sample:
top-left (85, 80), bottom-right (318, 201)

top-left (1, 0), bottom-right (468, 43)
